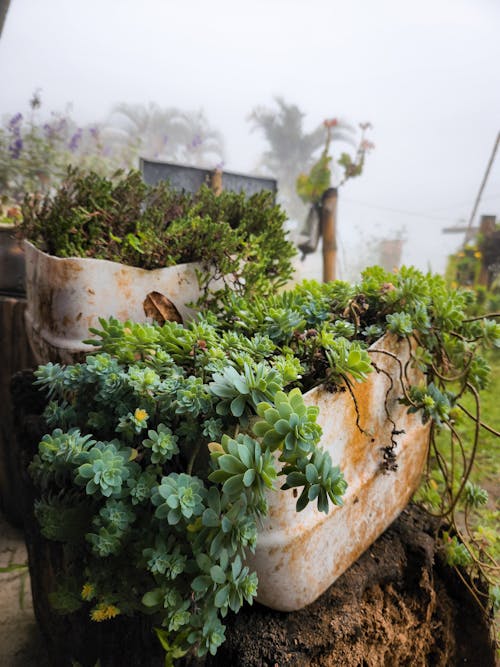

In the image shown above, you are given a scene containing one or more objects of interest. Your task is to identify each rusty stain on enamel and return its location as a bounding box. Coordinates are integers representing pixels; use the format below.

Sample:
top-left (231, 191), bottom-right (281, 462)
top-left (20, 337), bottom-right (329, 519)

top-left (247, 332), bottom-right (430, 612)
top-left (24, 241), bottom-right (214, 364)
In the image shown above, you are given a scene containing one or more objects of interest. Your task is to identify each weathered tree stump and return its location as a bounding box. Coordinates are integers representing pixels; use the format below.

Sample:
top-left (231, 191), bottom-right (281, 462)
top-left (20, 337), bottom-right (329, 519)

top-left (0, 295), bottom-right (36, 525)
top-left (12, 371), bottom-right (496, 667)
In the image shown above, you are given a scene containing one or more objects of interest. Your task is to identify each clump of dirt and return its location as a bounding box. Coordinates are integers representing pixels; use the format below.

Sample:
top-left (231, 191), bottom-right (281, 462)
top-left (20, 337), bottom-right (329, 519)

top-left (207, 506), bottom-right (496, 667)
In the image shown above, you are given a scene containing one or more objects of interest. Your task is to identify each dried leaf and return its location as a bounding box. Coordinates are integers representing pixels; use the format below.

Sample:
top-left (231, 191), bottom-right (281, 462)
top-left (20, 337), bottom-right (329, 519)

top-left (143, 291), bottom-right (183, 325)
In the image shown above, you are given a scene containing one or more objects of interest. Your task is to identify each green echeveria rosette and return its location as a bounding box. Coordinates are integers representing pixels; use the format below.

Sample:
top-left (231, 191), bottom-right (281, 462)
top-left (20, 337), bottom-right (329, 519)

top-left (75, 442), bottom-right (136, 497)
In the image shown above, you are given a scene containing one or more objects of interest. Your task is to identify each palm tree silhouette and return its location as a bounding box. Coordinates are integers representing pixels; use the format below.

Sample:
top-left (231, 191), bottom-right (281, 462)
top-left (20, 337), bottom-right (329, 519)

top-left (103, 102), bottom-right (225, 169)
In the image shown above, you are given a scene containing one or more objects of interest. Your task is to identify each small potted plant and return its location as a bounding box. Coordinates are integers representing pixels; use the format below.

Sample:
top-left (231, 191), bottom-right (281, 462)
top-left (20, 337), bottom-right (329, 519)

top-left (24, 265), bottom-right (500, 665)
top-left (19, 166), bottom-right (296, 364)
top-left (295, 119), bottom-right (374, 256)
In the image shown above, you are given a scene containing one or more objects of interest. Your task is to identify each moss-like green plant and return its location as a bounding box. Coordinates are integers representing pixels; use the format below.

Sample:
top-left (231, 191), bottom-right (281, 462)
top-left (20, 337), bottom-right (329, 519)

top-left (19, 166), bottom-right (296, 307)
top-left (30, 266), bottom-right (500, 661)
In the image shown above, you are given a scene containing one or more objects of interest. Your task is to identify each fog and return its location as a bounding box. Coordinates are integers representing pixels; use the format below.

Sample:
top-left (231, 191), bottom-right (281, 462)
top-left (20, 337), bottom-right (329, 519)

top-left (1, 0), bottom-right (499, 278)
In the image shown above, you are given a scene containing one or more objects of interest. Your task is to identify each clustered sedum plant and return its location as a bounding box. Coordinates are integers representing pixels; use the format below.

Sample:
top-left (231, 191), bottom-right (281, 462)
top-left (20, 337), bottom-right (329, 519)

top-left (30, 267), bottom-right (500, 663)
top-left (19, 166), bottom-right (296, 306)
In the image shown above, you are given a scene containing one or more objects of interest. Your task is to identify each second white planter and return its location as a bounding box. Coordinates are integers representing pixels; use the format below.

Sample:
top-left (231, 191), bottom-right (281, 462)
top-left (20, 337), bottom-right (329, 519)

top-left (249, 332), bottom-right (430, 611)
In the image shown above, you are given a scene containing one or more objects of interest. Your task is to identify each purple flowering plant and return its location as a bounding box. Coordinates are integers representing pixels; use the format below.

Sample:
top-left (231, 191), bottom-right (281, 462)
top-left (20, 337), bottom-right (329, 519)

top-left (0, 93), bottom-right (116, 203)
top-left (0, 93), bottom-right (68, 201)
top-left (1, 94), bottom-right (227, 206)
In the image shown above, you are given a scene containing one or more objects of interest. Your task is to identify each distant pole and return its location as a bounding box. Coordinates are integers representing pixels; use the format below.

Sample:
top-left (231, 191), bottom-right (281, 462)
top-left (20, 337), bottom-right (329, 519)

top-left (321, 187), bottom-right (338, 282)
top-left (464, 132), bottom-right (500, 244)
top-left (211, 169), bottom-right (223, 196)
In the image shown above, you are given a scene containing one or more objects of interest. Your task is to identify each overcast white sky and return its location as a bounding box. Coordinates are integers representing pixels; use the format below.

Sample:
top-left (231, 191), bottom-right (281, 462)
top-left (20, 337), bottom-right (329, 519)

top-left (1, 0), bottom-right (499, 277)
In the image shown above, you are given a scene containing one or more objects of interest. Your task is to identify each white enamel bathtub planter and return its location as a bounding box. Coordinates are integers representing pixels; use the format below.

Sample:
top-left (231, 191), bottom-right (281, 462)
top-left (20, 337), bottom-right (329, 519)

top-left (24, 241), bottom-right (216, 365)
top-left (248, 332), bottom-right (430, 611)
top-left (24, 243), bottom-right (304, 365)
top-left (27, 256), bottom-right (499, 664)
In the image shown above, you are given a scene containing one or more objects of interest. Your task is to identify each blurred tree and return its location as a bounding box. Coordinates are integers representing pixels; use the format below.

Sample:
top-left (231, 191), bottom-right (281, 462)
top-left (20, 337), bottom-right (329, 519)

top-left (103, 103), bottom-right (225, 169)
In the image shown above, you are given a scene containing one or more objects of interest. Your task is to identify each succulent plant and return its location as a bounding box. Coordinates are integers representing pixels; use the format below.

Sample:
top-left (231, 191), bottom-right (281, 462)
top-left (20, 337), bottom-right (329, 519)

top-left (30, 265), bottom-right (500, 661)
top-left (142, 424), bottom-right (179, 464)
top-left (208, 433), bottom-right (278, 503)
top-left (75, 441), bottom-right (136, 497)
top-left (282, 448), bottom-right (348, 513)
top-left (253, 388), bottom-right (322, 460)
top-left (209, 362), bottom-right (282, 418)
top-left (152, 473), bottom-right (206, 525)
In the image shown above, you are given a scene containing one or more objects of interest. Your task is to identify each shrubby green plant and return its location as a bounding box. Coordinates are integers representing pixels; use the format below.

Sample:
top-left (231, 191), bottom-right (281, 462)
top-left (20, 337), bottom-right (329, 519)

top-left (19, 166), bottom-right (296, 306)
top-left (30, 266), bottom-right (500, 662)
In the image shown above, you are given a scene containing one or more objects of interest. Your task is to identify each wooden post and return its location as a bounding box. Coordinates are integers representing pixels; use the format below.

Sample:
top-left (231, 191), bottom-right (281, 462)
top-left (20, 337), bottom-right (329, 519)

top-left (321, 187), bottom-right (338, 282)
top-left (211, 169), bottom-right (223, 196)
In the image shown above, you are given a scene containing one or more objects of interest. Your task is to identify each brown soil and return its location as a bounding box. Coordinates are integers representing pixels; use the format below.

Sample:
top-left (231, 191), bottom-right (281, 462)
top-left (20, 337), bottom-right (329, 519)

top-left (207, 506), bottom-right (496, 667)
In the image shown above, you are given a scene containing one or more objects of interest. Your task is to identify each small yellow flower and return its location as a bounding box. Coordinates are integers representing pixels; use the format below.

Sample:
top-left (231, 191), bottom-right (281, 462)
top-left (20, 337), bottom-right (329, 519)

top-left (451, 281), bottom-right (458, 289)
top-left (81, 582), bottom-right (95, 601)
top-left (208, 441), bottom-right (224, 454)
top-left (474, 251), bottom-right (482, 259)
top-left (90, 603), bottom-right (120, 622)
top-left (134, 408), bottom-right (148, 422)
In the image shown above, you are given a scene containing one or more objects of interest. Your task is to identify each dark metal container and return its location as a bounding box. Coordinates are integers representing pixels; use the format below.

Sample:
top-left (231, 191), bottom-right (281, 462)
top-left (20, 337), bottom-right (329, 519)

top-left (0, 224), bottom-right (25, 296)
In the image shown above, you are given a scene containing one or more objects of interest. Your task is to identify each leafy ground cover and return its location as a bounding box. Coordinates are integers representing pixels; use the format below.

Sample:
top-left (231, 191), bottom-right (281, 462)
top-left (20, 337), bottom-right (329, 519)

top-left (417, 347), bottom-right (500, 648)
top-left (461, 350), bottom-right (500, 487)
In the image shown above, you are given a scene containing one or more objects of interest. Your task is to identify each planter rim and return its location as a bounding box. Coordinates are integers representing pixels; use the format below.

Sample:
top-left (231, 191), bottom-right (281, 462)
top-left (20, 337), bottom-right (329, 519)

top-left (23, 239), bottom-right (204, 274)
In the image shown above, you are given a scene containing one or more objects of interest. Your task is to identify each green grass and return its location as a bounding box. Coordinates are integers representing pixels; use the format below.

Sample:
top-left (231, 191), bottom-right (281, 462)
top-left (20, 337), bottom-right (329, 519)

top-left (471, 349), bottom-right (500, 648)
top-left (416, 347), bottom-right (500, 646)
top-left (453, 348), bottom-right (500, 559)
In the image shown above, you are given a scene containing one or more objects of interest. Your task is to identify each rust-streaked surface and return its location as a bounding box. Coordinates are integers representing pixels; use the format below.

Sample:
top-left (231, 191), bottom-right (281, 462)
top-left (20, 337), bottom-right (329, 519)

top-left (24, 242), bottom-right (206, 364)
top-left (248, 333), bottom-right (430, 612)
